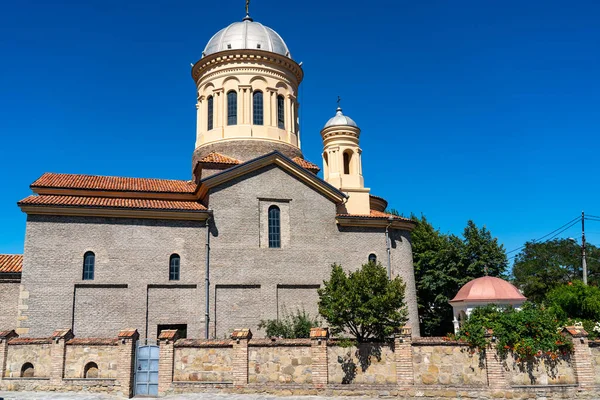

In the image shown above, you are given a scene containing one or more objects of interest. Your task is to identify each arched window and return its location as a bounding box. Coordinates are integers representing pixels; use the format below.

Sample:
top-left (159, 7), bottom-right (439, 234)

top-left (207, 96), bottom-right (214, 131)
top-left (227, 91), bottom-right (237, 125)
top-left (277, 95), bottom-right (285, 129)
top-left (253, 91), bottom-right (263, 125)
top-left (268, 206), bottom-right (281, 248)
top-left (169, 254), bottom-right (180, 281)
top-left (343, 151), bottom-right (352, 174)
top-left (82, 251), bottom-right (95, 280)
top-left (368, 253), bottom-right (377, 264)
top-left (21, 362), bottom-right (34, 378)
top-left (323, 152), bottom-right (329, 177)
top-left (84, 362), bottom-right (99, 378)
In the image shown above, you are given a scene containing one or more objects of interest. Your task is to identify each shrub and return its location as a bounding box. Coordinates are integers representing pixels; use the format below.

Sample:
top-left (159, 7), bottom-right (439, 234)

top-left (258, 308), bottom-right (321, 339)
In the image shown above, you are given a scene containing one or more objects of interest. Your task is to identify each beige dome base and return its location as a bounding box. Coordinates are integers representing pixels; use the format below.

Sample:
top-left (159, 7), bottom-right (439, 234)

top-left (192, 139), bottom-right (303, 175)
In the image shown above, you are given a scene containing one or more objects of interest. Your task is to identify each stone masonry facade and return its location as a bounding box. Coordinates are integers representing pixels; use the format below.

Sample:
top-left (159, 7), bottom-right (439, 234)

top-left (3, 326), bottom-right (599, 399)
top-left (14, 163), bottom-right (418, 339)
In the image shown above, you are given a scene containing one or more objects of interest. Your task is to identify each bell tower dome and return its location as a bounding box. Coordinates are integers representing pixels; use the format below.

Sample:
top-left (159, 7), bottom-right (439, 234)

top-left (191, 10), bottom-right (304, 179)
top-left (320, 106), bottom-right (371, 214)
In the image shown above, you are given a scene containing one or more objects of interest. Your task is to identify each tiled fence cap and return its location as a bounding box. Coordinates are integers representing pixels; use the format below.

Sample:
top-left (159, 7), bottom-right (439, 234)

top-left (51, 328), bottom-right (74, 340)
top-left (562, 326), bottom-right (588, 338)
top-left (118, 329), bottom-right (139, 339)
top-left (310, 327), bottom-right (329, 339)
top-left (0, 329), bottom-right (18, 341)
top-left (158, 329), bottom-right (179, 341)
top-left (231, 328), bottom-right (252, 340)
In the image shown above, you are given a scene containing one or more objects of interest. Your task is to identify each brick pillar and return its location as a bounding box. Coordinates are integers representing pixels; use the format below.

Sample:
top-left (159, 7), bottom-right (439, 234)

top-left (563, 326), bottom-right (595, 389)
top-left (0, 330), bottom-right (18, 382)
top-left (50, 328), bottom-right (74, 385)
top-left (117, 329), bottom-right (139, 399)
top-left (395, 326), bottom-right (415, 386)
top-left (231, 329), bottom-right (252, 386)
top-left (158, 329), bottom-right (179, 395)
top-left (310, 327), bottom-right (329, 386)
top-left (485, 332), bottom-right (508, 389)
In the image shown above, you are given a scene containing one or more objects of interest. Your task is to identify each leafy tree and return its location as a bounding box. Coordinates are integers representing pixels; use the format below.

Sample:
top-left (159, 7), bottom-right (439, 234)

top-left (411, 215), bottom-right (508, 336)
top-left (317, 262), bottom-right (408, 342)
top-left (545, 281), bottom-right (600, 339)
top-left (512, 239), bottom-right (600, 303)
top-left (258, 308), bottom-right (321, 339)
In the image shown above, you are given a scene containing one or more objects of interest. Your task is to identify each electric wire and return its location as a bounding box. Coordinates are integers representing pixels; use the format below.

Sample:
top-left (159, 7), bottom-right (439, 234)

top-left (506, 216), bottom-right (581, 255)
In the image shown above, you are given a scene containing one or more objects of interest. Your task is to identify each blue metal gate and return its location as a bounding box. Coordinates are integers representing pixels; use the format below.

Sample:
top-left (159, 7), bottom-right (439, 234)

top-left (135, 339), bottom-right (159, 396)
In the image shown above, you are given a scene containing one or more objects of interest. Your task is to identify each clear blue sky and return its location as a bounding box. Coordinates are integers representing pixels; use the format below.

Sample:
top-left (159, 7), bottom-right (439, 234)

top-left (1, 0), bottom-right (599, 263)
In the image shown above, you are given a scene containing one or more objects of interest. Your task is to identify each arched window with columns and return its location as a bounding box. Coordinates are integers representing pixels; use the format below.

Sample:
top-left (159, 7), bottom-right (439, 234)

top-left (253, 91), bottom-right (264, 125)
top-left (207, 96), bottom-right (214, 130)
top-left (227, 91), bottom-right (237, 125)
top-left (277, 95), bottom-right (285, 129)
top-left (343, 151), bottom-right (352, 175)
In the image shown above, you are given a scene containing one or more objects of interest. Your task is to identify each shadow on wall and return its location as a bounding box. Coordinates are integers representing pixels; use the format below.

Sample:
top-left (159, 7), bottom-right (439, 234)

top-left (337, 342), bottom-right (383, 384)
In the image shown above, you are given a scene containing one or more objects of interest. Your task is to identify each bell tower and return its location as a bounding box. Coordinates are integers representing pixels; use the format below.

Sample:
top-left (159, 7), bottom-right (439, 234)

top-left (320, 105), bottom-right (371, 214)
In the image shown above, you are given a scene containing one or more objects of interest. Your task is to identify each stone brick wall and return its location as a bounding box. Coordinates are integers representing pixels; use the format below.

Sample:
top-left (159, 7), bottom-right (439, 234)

top-left (248, 341), bottom-right (312, 384)
top-left (327, 343), bottom-right (396, 385)
top-left (412, 342), bottom-right (487, 386)
top-left (173, 344), bottom-right (233, 382)
top-left (4, 342), bottom-right (52, 378)
top-left (0, 280), bottom-right (19, 330)
top-left (20, 215), bottom-right (206, 338)
top-left (64, 342), bottom-right (120, 379)
top-left (590, 344), bottom-right (600, 385)
top-left (207, 165), bottom-right (419, 338)
top-left (505, 353), bottom-right (576, 385)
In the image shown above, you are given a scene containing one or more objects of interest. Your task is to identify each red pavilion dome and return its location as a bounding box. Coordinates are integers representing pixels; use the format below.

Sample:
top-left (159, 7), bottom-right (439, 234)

top-left (449, 276), bottom-right (526, 303)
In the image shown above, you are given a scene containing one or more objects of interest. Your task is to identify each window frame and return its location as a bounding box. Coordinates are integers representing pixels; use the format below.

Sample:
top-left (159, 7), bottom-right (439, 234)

top-left (82, 251), bottom-right (95, 281)
top-left (253, 91), bottom-right (264, 125)
top-left (169, 254), bottom-right (180, 281)
top-left (268, 205), bottom-right (281, 248)
top-left (227, 90), bottom-right (237, 125)
top-left (368, 253), bottom-right (377, 264)
top-left (207, 95), bottom-right (214, 131)
top-left (277, 95), bottom-right (285, 129)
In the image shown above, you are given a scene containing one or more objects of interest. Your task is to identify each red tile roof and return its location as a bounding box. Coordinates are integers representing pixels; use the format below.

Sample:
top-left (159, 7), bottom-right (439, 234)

top-left (18, 195), bottom-right (206, 211)
top-left (337, 210), bottom-right (414, 223)
top-left (31, 173), bottom-right (197, 194)
top-left (199, 152), bottom-right (241, 165)
top-left (68, 338), bottom-right (119, 346)
top-left (0, 254), bottom-right (23, 273)
top-left (292, 157), bottom-right (321, 172)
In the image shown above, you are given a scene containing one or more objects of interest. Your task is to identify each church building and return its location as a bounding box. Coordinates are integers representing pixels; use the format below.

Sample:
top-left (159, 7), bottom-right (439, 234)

top-left (0, 9), bottom-right (420, 339)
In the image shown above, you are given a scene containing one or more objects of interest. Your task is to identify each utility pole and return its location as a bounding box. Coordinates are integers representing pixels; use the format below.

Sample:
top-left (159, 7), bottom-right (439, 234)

top-left (582, 211), bottom-right (588, 285)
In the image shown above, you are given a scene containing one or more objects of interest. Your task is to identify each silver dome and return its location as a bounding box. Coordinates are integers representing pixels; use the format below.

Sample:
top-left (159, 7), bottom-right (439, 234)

top-left (324, 107), bottom-right (358, 129)
top-left (203, 17), bottom-right (291, 58)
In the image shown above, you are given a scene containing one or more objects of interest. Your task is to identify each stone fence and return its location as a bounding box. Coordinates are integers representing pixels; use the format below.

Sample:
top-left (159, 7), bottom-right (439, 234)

top-left (1, 326), bottom-right (600, 399)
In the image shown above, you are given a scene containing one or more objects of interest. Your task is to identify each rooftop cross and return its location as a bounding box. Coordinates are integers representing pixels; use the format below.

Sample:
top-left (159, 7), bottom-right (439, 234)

top-left (246, 0), bottom-right (250, 16)
top-left (337, 96), bottom-right (342, 111)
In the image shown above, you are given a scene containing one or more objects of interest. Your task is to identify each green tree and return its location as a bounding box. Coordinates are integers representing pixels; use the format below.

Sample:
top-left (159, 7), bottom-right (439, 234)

top-left (317, 262), bottom-right (408, 342)
top-left (412, 215), bottom-right (508, 336)
top-left (258, 308), bottom-right (321, 339)
top-left (512, 239), bottom-right (600, 303)
top-left (545, 281), bottom-right (600, 339)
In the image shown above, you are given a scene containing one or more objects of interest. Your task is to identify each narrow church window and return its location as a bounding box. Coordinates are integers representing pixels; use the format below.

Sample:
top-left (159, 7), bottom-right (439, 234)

top-left (169, 254), bottom-right (180, 281)
top-left (368, 253), bottom-right (377, 264)
top-left (21, 362), bottom-right (34, 378)
top-left (82, 251), bottom-right (95, 280)
top-left (84, 362), bottom-right (99, 378)
top-left (207, 95), bottom-right (214, 130)
top-left (277, 95), bottom-right (285, 129)
top-left (227, 91), bottom-right (237, 125)
top-left (268, 205), bottom-right (281, 248)
top-left (343, 151), bottom-right (351, 174)
top-left (253, 91), bottom-right (263, 125)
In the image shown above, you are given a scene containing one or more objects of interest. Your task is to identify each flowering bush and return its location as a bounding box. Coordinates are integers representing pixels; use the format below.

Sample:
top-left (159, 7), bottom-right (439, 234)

top-left (454, 303), bottom-right (573, 363)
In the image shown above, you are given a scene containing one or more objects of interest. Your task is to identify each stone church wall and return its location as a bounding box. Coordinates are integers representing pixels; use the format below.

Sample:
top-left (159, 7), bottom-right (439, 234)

top-left (0, 280), bottom-right (19, 329)
top-left (173, 341), bottom-right (233, 382)
top-left (4, 342), bottom-right (52, 378)
top-left (327, 342), bottom-right (396, 384)
top-left (19, 215), bottom-right (207, 338)
top-left (589, 344), bottom-right (600, 384)
top-left (505, 353), bottom-right (576, 385)
top-left (207, 164), bottom-right (418, 338)
top-left (248, 341), bottom-right (313, 384)
top-left (64, 341), bottom-right (120, 379)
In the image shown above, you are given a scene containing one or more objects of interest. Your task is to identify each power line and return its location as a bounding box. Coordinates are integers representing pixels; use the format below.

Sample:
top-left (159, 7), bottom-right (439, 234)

top-left (506, 216), bottom-right (581, 255)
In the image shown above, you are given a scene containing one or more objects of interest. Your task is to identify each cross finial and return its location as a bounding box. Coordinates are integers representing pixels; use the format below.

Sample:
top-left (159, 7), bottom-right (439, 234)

top-left (246, 0), bottom-right (250, 16)
top-left (337, 96), bottom-right (341, 107)
top-left (484, 266), bottom-right (489, 276)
